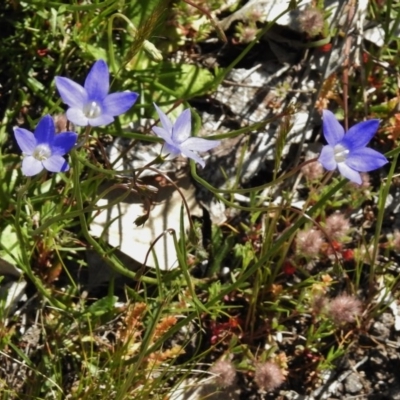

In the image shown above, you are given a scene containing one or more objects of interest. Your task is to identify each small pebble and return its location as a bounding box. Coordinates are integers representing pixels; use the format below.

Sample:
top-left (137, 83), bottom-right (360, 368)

top-left (344, 372), bottom-right (363, 394)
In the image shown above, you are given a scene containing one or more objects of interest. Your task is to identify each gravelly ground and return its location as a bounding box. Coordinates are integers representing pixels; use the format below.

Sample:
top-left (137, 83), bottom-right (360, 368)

top-left (2, 1), bottom-right (400, 399)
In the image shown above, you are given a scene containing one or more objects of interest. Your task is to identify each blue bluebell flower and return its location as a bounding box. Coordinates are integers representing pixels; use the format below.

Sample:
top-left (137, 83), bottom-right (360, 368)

top-left (14, 115), bottom-right (77, 176)
top-left (152, 103), bottom-right (220, 168)
top-left (55, 60), bottom-right (138, 127)
top-left (318, 110), bottom-right (388, 184)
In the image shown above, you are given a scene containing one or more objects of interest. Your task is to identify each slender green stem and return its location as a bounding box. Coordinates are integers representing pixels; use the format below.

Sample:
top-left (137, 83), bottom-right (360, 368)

top-left (27, 0), bottom-right (116, 11)
top-left (15, 177), bottom-right (66, 310)
top-left (71, 149), bottom-right (158, 284)
top-left (107, 12), bottom-right (163, 76)
top-left (190, 158), bottom-right (320, 213)
top-left (370, 153), bottom-right (398, 290)
top-left (124, 177), bottom-right (349, 366)
top-left (172, 229), bottom-right (208, 314)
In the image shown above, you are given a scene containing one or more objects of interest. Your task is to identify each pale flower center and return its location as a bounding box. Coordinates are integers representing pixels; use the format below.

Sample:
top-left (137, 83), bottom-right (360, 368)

top-left (83, 101), bottom-right (102, 118)
top-left (32, 144), bottom-right (51, 161)
top-left (333, 144), bottom-right (349, 163)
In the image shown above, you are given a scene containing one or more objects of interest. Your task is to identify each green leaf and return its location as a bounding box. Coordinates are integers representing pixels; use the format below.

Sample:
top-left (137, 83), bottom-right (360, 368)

top-left (79, 43), bottom-right (108, 63)
top-left (0, 225), bottom-right (21, 265)
top-left (156, 63), bottom-right (215, 98)
top-left (85, 295), bottom-right (118, 316)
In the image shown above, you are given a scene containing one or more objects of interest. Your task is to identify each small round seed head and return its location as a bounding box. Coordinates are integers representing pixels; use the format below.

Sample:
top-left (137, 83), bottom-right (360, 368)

top-left (254, 362), bottom-right (284, 392)
top-left (53, 113), bottom-right (74, 133)
top-left (326, 294), bottom-right (362, 325)
top-left (301, 159), bottom-right (324, 181)
top-left (235, 22), bottom-right (258, 43)
top-left (295, 228), bottom-right (324, 258)
top-left (360, 172), bottom-right (371, 188)
top-left (324, 213), bottom-right (351, 240)
top-left (351, 172), bottom-right (371, 189)
top-left (210, 359), bottom-right (236, 388)
top-left (298, 6), bottom-right (325, 37)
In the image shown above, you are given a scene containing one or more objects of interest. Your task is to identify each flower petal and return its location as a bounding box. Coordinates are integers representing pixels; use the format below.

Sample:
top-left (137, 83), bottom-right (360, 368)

top-left (34, 115), bottom-right (55, 145)
top-left (163, 142), bottom-right (182, 158)
top-left (322, 110), bottom-right (345, 146)
top-left (43, 155), bottom-right (69, 172)
top-left (318, 145), bottom-right (336, 170)
top-left (337, 162), bottom-right (362, 184)
top-left (172, 109), bottom-right (191, 143)
top-left (87, 114), bottom-right (115, 127)
top-left (181, 137), bottom-right (220, 152)
top-left (154, 103), bottom-right (173, 133)
top-left (180, 147), bottom-right (205, 168)
top-left (55, 76), bottom-right (87, 108)
top-left (84, 60), bottom-right (109, 101)
top-left (66, 108), bottom-right (89, 126)
top-left (152, 126), bottom-right (176, 146)
top-left (346, 147), bottom-right (388, 172)
top-left (14, 128), bottom-right (36, 154)
top-left (21, 156), bottom-right (44, 176)
top-left (103, 92), bottom-right (139, 116)
top-left (341, 119), bottom-right (380, 151)
top-left (51, 132), bottom-right (78, 156)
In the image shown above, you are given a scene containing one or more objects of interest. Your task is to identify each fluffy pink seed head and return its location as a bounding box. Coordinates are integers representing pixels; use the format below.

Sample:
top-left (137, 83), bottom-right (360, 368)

top-left (241, 26), bottom-right (258, 43)
top-left (254, 362), bottom-right (284, 392)
top-left (210, 359), bottom-right (237, 388)
top-left (298, 6), bottom-right (325, 37)
top-left (235, 23), bottom-right (258, 43)
top-left (360, 172), bottom-right (371, 188)
top-left (295, 228), bottom-right (324, 257)
top-left (53, 113), bottom-right (73, 133)
top-left (326, 294), bottom-right (362, 325)
top-left (351, 172), bottom-right (371, 189)
top-left (301, 159), bottom-right (324, 181)
top-left (324, 213), bottom-right (351, 240)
